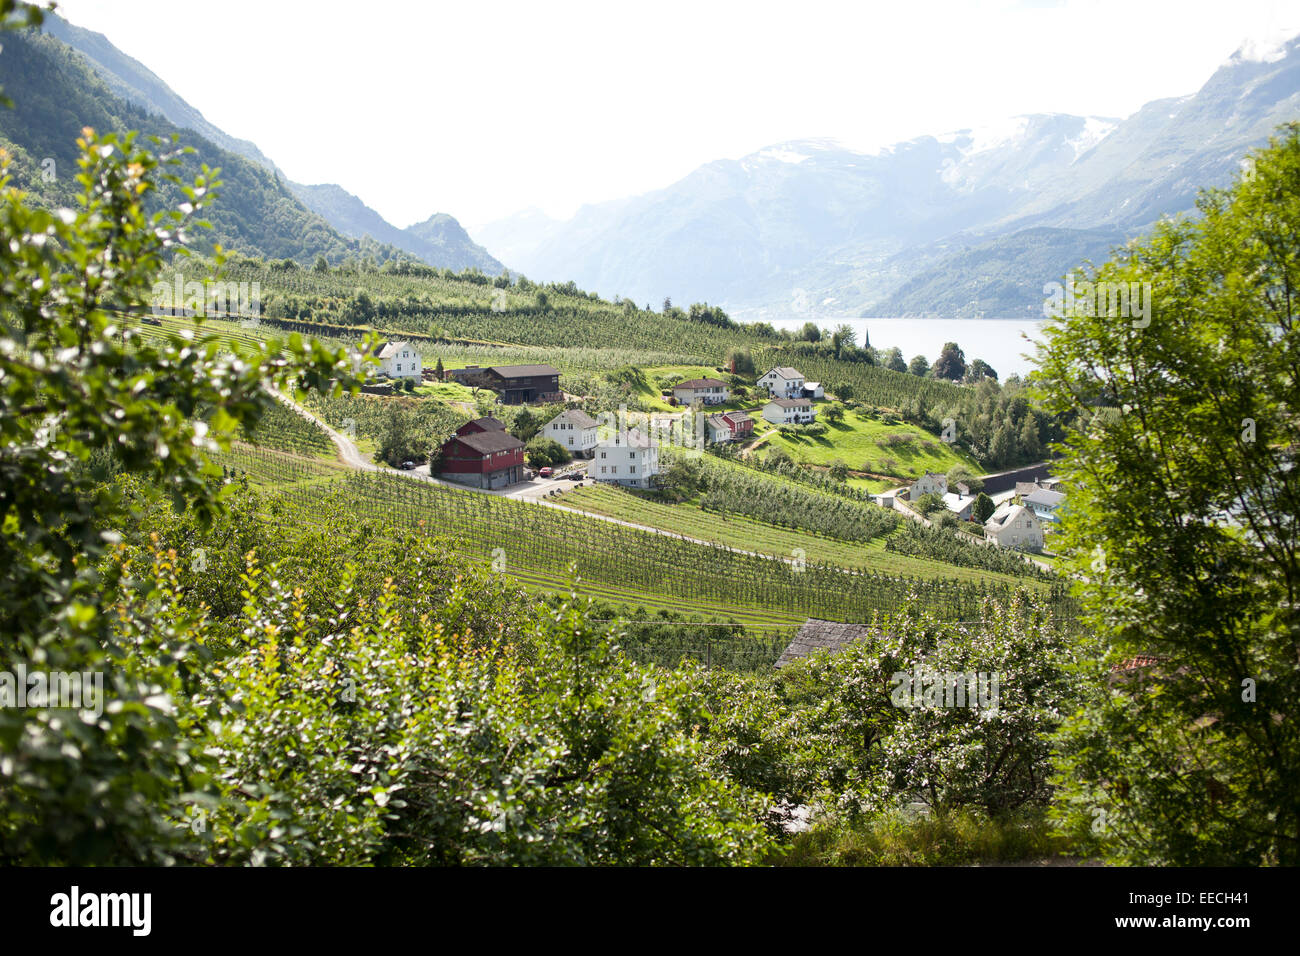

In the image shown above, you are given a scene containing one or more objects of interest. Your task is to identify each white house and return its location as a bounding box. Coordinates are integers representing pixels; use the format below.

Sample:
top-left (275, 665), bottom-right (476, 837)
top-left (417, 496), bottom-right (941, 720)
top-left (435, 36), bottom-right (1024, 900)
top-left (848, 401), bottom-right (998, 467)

top-left (763, 397), bottom-right (816, 425)
top-left (909, 472), bottom-right (948, 500)
top-left (672, 378), bottom-right (729, 406)
top-left (542, 409), bottom-right (600, 458)
top-left (985, 503), bottom-right (1044, 552)
top-left (376, 341), bottom-right (422, 379)
top-left (757, 366), bottom-right (805, 399)
top-left (803, 381), bottom-right (825, 400)
top-left (593, 429), bottom-right (660, 489)
top-left (942, 491), bottom-right (977, 521)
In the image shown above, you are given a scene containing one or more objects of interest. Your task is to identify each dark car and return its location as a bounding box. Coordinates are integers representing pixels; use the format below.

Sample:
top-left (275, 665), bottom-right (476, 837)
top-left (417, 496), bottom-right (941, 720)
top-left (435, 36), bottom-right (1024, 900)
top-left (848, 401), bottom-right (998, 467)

top-left (564, 472), bottom-right (584, 481)
top-left (400, 460), bottom-right (416, 470)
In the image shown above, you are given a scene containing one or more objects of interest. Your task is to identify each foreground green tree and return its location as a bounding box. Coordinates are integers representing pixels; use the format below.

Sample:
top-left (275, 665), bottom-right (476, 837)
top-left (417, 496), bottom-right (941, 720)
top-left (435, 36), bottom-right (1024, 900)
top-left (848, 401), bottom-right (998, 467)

top-left (0, 119), bottom-right (357, 861)
top-left (1038, 125), bottom-right (1300, 864)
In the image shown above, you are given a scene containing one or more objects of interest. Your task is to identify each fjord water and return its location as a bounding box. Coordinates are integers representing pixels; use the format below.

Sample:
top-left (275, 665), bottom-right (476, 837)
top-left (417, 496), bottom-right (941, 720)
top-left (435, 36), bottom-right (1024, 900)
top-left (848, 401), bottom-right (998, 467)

top-left (764, 317), bottom-right (1047, 378)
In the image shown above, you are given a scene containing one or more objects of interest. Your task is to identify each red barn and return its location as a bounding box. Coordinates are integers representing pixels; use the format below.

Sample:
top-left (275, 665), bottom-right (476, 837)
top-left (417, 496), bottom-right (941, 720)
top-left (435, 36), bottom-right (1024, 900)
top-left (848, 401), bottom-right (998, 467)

top-left (438, 418), bottom-right (525, 489)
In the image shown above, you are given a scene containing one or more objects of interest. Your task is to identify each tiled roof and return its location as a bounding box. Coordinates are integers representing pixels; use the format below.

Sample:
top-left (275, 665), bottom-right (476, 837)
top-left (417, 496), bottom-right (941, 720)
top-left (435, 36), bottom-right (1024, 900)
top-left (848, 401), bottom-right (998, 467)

top-left (462, 417), bottom-right (506, 432)
top-left (766, 366), bottom-right (803, 379)
top-left (452, 430), bottom-right (525, 454)
top-left (776, 618), bottom-right (871, 668)
top-left (550, 409), bottom-right (599, 428)
top-left (769, 398), bottom-right (811, 408)
top-left (986, 503), bottom-right (1029, 528)
top-left (1024, 488), bottom-right (1065, 508)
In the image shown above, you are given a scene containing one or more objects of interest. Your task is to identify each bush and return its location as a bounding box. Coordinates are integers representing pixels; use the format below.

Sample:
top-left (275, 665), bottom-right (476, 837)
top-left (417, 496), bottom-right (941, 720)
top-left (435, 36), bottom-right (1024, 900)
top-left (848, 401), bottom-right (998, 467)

top-left (525, 436), bottom-right (570, 469)
top-left (778, 809), bottom-right (1074, 867)
top-left (914, 492), bottom-right (944, 516)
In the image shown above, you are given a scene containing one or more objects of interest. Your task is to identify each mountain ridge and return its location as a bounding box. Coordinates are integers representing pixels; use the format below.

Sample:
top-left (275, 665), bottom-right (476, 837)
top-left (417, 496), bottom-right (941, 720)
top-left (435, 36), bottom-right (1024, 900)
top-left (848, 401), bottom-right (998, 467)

top-left (478, 35), bottom-right (1300, 317)
top-left (37, 12), bottom-right (503, 274)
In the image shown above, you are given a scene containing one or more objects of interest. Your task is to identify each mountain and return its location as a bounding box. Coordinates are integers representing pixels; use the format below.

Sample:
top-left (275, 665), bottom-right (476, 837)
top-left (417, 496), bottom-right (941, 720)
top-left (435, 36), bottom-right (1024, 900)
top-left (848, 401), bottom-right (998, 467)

top-left (0, 23), bottom-right (395, 264)
top-left (402, 213), bottom-right (503, 273)
top-left (479, 35), bottom-right (1300, 317)
top-left (288, 183), bottom-right (503, 274)
top-left (40, 12), bottom-right (282, 174)
top-left (33, 13), bottom-right (501, 274)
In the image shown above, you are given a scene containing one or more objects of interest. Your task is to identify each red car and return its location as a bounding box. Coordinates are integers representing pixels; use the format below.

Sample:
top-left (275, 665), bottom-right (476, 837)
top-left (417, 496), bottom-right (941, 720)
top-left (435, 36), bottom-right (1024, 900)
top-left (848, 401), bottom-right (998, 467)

top-left (538, 467), bottom-right (553, 478)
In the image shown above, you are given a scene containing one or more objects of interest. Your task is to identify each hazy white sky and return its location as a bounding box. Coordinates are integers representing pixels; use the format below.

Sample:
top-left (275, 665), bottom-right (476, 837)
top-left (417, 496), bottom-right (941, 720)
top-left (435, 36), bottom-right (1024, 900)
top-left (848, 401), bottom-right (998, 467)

top-left (49, 0), bottom-right (1300, 232)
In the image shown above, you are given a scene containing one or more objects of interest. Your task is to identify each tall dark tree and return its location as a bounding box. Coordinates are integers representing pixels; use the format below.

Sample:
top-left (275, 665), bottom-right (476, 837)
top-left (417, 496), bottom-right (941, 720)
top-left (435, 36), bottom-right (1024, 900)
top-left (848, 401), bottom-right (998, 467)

top-left (931, 342), bottom-right (967, 381)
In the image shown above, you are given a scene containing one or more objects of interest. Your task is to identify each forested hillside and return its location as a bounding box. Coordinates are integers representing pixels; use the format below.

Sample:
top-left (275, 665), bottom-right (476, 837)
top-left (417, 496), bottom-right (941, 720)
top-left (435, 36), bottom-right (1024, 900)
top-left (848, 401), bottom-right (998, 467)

top-left (0, 26), bottom-right (403, 264)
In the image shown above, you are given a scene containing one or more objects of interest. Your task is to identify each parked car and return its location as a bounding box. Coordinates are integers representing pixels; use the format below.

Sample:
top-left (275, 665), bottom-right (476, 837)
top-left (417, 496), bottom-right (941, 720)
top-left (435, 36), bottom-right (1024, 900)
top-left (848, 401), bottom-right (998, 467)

top-left (564, 473), bottom-right (583, 481)
top-left (538, 466), bottom-right (553, 478)
top-left (400, 460), bottom-right (416, 470)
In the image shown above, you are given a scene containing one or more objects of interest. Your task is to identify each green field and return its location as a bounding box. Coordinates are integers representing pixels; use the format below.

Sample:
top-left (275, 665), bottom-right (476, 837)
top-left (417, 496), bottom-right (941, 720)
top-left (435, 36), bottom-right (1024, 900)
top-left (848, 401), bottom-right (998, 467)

top-left (551, 483), bottom-right (1033, 588)
top-left (751, 407), bottom-right (980, 479)
top-left (213, 443), bottom-right (1063, 628)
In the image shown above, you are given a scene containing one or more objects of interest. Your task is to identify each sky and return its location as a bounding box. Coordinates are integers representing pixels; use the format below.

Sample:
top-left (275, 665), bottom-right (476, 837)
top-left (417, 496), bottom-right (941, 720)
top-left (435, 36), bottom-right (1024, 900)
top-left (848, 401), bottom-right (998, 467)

top-left (48, 0), bottom-right (1300, 233)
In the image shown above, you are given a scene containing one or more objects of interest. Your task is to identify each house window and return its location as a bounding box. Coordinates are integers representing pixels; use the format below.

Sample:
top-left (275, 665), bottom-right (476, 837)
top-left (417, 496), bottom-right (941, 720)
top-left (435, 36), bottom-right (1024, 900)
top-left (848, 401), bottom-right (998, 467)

top-left (567, 438), bottom-right (573, 446)
top-left (630, 466), bottom-right (636, 474)
top-left (396, 364), bottom-right (401, 371)
top-left (600, 452), bottom-right (606, 459)
top-left (601, 466), bottom-right (606, 474)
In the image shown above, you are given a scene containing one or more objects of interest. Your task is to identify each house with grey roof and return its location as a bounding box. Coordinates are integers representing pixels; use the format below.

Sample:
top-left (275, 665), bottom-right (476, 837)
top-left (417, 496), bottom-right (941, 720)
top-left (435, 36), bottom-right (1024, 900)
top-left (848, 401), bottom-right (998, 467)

top-left (985, 503), bottom-right (1044, 552)
top-left (1022, 487), bottom-right (1065, 523)
top-left (757, 365), bottom-right (806, 399)
top-left (542, 409), bottom-right (600, 458)
top-left (775, 618), bottom-right (872, 668)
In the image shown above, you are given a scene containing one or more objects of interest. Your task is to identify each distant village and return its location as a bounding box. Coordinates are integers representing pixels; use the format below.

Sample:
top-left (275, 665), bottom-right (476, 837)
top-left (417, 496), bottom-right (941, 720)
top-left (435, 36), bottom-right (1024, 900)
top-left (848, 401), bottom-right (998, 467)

top-left (366, 340), bottom-right (1063, 553)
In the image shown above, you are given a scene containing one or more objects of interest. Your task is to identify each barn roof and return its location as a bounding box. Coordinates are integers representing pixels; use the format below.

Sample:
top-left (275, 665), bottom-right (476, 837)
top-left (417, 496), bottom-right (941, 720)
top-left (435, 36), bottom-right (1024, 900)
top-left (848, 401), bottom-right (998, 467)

top-left (489, 364), bottom-right (560, 379)
top-left (462, 417), bottom-right (506, 432)
top-left (451, 430), bottom-right (525, 454)
top-left (775, 618), bottom-right (872, 668)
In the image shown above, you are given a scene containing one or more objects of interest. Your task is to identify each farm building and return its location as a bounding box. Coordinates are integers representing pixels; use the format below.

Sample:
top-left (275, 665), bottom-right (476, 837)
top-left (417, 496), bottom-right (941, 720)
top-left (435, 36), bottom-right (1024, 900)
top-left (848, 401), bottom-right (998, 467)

top-left (447, 364), bottom-right (561, 404)
top-left (375, 341), bottom-right (422, 379)
top-left (437, 418), bottom-right (525, 490)
top-left (593, 429), bottom-right (660, 489)
top-left (757, 366), bottom-right (806, 399)
top-left (775, 618), bottom-right (871, 668)
top-left (763, 397), bottom-right (816, 425)
top-left (705, 410), bottom-right (754, 444)
top-left (909, 472), bottom-right (948, 499)
top-left (802, 381), bottom-right (825, 400)
top-left (984, 503), bottom-right (1044, 552)
top-left (542, 409), bottom-right (600, 458)
top-left (672, 378), bottom-right (730, 405)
